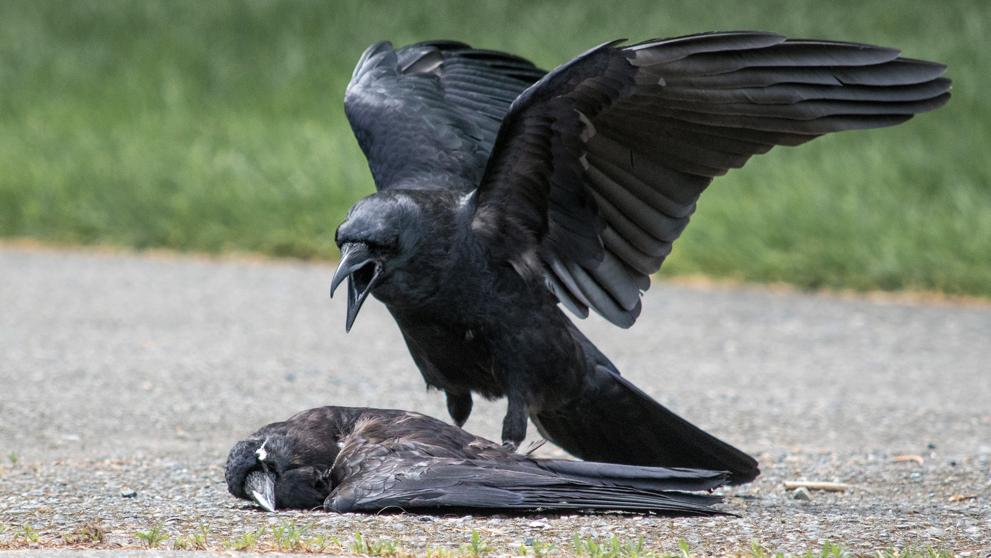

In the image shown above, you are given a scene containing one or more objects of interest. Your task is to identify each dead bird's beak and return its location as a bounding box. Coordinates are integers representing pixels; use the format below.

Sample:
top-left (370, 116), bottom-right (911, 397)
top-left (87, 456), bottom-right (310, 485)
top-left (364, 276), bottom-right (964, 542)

top-left (244, 470), bottom-right (276, 512)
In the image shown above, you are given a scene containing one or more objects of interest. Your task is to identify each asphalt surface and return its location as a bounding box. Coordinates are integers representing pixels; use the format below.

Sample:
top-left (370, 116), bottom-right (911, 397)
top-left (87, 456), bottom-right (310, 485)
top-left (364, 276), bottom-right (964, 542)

top-left (1, 246), bottom-right (989, 555)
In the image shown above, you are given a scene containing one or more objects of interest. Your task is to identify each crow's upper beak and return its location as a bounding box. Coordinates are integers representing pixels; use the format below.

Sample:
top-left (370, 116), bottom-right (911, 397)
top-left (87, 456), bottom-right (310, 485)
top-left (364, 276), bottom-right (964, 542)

top-left (245, 470), bottom-right (276, 512)
top-left (330, 242), bottom-right (383, 332)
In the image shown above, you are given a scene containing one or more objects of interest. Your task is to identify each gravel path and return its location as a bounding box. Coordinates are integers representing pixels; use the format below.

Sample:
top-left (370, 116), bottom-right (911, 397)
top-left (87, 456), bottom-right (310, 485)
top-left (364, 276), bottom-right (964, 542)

top-left (1, 247), bottom-right (989, 556)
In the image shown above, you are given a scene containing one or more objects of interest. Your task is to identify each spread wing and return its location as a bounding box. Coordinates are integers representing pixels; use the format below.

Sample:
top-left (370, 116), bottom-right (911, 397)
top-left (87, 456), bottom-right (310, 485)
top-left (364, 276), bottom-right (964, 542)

top-left (471, 32), bottom-right (951, 327)
top-left (345, 40), bottom-right (545, 191)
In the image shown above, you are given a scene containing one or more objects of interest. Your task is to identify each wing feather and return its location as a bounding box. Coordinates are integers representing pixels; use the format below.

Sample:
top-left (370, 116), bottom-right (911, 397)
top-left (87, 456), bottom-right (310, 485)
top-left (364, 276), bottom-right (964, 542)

top-left (345, 41), bottom-right (544, 191)
top-left (327, 459), bottom-right (725, 515)
top-left (472, 32), bottom-right (949, 326)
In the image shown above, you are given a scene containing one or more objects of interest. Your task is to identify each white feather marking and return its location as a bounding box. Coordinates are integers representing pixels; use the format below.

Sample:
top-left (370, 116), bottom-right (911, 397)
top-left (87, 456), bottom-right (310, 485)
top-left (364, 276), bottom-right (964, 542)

top-left (576, 110), bottom-right (596, 143)
top-left (255, 438), bottom-right (269, 462)
top-left (459, 189), bottom-right (477, 209)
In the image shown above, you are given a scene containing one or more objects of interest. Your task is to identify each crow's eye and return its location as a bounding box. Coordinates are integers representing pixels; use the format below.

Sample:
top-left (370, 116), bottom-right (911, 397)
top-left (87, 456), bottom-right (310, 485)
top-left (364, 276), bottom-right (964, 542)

top-left (366, 239), bottom-right (397, 254)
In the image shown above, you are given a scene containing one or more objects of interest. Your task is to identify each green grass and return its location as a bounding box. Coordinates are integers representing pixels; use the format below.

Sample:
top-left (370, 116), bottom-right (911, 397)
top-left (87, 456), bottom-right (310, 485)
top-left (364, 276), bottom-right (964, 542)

top-left (573, 534), bottom-right (650, 558)
top-left (0, 523), bottom-right (967, 557)
top-left (224, 527), bottom-right (266, 552)
top-left (14, 524), bottom-right (40, 544)
top-left (62, 522), bottom-right (107, 546)
top-left (465, 530), bottom-right (493, 557)
top-left (1, 0), bottom-right (988, 295)
top-left (351, 532), bottom-right (404, 557)
top-left (133, 524), bottom-right (167, 548)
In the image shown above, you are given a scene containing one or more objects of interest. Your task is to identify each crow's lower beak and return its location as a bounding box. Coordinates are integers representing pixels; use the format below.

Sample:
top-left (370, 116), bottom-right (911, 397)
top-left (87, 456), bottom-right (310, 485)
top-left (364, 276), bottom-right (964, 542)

top-left (245, 470), bottom-right (276, 512)
top-left (330, 242), bottom-right (383, 332)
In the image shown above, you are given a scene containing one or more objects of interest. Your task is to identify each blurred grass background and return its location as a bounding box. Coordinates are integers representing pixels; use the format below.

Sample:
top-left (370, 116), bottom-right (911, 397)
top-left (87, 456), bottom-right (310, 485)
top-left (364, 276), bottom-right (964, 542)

top-left (1, 0), bottom-right (988, 295)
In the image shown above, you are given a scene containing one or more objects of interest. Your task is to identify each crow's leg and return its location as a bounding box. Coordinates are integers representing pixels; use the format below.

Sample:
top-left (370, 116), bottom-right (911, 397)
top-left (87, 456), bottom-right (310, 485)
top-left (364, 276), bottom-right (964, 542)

top-left (501, 391), bottom-right (528, 451)
top-left (446, 390), bottom-right (473, 427)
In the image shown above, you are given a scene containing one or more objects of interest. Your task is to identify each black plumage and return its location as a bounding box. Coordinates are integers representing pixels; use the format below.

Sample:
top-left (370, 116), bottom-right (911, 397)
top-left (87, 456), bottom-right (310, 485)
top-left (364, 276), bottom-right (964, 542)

top-left (225, 406), bottom-right (729, 514)
top-left (331, 33), bottom-right (950, 484)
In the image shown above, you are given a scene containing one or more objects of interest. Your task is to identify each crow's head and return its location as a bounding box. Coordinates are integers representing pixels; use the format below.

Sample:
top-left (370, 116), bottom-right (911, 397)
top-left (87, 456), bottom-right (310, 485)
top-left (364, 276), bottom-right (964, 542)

top-left (331, 189), bottom-right (464, 330)
top-left (224, 434), bottom-right (334, 512)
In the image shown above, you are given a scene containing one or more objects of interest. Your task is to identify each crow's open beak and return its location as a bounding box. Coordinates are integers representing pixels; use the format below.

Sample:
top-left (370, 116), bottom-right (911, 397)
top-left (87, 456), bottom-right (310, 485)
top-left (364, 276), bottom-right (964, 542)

top-left (330, 242), bottom-right (383, 332)
top-left (245, 470), bottom-right (276, 512)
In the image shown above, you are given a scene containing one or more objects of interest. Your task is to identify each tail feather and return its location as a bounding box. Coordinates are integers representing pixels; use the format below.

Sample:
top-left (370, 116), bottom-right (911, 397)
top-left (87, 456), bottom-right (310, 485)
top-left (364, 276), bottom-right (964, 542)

top-left (533, 364), bottom-right (760, 484)
top-left (338, 460), bottom-right (728, 516)
top-left (535, 459), bottom-right (728, 492)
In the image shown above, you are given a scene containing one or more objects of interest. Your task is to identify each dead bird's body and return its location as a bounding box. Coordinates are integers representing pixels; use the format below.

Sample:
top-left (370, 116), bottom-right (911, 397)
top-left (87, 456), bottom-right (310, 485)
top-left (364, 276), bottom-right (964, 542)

top-left (225, 406), bottom-right (729, 514)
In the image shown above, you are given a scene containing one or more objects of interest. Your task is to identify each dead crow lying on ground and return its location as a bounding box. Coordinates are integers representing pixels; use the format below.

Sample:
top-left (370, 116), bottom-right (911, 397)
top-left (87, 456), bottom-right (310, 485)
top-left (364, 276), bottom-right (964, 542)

top-left (331, 33), bottom-right (950, 484)
top-left (225, 406), bottom-right (729, 514)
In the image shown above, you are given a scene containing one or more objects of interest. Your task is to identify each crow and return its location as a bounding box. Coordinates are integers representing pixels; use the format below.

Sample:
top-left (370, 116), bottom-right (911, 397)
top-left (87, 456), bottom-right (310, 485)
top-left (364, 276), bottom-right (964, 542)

top-left (330, 33), bottom-right (951, 484)
top-left (225, 405), bottom-right (729, 515)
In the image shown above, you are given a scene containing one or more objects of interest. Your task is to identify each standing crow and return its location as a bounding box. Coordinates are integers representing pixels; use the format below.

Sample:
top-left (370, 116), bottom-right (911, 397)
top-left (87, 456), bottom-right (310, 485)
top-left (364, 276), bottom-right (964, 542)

top-left (330, 33), bottom-right (950, 484)
top-left (225, 405), bottom-right (729, 514)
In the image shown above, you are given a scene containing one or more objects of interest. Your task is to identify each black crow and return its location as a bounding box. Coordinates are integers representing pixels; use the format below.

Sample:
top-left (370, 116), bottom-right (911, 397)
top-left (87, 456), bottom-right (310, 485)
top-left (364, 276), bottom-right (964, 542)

top-left (330, 34), bottom-right (950, 484)
top-left (225, 405), bottom-right (729, 515)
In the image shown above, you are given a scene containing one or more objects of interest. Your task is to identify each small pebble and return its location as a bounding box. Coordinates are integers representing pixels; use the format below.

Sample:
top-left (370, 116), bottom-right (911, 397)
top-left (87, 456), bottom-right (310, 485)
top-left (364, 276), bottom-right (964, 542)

top-left (792, 487), bottom-right (811, 501)
top-left (120, 489), bottom-right (137, 498)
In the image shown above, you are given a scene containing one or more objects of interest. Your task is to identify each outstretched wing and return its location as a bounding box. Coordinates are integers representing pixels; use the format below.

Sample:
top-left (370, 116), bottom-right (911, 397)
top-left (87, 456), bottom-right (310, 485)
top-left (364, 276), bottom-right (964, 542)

top-left (325, 457), bottom-right (725, 515)
top-left (471, 32), bottom-right (950, 327)
top-left (345, 40), bottom-right (545, 191)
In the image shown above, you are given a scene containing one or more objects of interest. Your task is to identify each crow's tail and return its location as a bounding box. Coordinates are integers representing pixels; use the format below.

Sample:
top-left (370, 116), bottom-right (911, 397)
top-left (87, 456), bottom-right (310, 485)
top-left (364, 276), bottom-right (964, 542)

top-left (534, 459), bottom-right (729, 492)
top-left (532, 364), bottom-right (759, 485)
